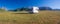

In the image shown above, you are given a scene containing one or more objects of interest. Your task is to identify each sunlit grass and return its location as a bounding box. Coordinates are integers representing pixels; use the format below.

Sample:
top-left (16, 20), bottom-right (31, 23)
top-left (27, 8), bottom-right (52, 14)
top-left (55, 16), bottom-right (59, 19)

top-left (0, 11), bottom-right (60, 24)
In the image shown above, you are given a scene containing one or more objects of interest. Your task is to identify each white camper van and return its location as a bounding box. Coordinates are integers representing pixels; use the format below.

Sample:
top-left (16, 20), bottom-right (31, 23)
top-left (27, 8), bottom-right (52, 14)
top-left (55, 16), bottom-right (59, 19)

top-left (29, 6), bottom-right (39, 14)
top-left (33, 6), bottom-right (39, 13)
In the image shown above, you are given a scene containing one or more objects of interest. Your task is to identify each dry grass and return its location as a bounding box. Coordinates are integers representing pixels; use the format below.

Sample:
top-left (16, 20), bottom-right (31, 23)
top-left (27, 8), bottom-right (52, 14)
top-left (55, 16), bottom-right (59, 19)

top-left (0, 11), bottom-right (60, 24)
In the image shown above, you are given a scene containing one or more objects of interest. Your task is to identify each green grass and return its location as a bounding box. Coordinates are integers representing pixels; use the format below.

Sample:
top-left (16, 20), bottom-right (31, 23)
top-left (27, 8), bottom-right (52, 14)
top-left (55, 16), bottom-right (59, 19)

top-left (0, 11), bottom-right (60, 24)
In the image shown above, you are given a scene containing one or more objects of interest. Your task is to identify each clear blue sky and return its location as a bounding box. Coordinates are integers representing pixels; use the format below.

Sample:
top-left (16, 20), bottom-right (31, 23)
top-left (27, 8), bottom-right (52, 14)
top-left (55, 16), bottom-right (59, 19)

top-left (0, 0), bottom-right (60, 10)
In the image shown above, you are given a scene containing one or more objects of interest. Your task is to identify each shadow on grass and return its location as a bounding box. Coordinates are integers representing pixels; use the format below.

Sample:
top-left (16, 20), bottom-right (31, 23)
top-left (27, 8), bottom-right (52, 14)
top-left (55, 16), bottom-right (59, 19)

top-left (12, 13), bottom-right (34, 14)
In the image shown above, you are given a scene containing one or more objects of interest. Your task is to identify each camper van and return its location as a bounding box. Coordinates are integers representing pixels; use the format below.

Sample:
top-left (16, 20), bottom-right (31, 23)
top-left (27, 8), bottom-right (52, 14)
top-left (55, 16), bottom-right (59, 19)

top-left (33, 6), bottom-right (39, 13)
top-left (29, 6), bottom-right (39, 14)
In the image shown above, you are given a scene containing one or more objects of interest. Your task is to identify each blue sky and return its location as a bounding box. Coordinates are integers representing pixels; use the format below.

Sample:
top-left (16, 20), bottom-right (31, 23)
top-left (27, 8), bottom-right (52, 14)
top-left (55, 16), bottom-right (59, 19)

top-left (0, 0), bottom-right (60, 10)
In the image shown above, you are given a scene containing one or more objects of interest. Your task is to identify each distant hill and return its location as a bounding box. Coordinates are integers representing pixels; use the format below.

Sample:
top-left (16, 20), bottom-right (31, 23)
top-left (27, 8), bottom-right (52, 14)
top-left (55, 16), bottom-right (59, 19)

top-left (9, 6), bottom-right (52, 11)
top-left (52, 9), bottom-right (60, 11)
top-left (39, 7), bottom-right (52, 10)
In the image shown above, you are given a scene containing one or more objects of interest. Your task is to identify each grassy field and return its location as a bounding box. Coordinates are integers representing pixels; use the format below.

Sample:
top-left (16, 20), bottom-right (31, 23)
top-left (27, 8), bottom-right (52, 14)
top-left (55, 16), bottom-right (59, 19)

top-left (0, 11), bottom-right (60, 24)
